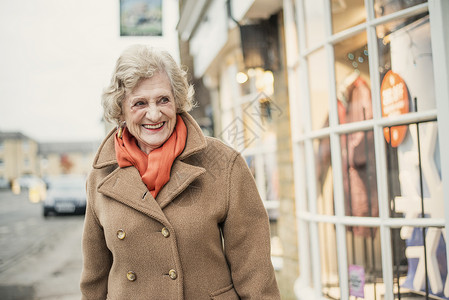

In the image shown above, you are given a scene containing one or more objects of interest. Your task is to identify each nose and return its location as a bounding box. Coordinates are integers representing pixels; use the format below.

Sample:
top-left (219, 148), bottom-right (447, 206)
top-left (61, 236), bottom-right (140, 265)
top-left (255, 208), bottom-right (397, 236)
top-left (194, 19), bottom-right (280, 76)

top-left (146, 103), bottom-right (162, 122)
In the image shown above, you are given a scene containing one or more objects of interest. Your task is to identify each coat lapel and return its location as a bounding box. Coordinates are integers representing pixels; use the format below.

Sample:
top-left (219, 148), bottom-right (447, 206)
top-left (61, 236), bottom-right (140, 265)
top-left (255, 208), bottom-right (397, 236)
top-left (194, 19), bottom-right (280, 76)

top-left (157, 161), bottom-right (206, 209)
top-left (97, 166), bottom-right (169, 224)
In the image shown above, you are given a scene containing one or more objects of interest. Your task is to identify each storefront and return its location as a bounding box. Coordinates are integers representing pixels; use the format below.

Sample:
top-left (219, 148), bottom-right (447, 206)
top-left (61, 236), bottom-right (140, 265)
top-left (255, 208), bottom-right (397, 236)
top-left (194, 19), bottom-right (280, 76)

top-left (178, 0), bottom-right (294, 294)
top-left (178, 0), bottom-right (285, 225)
top-left (178, 0), bottom-right (449, 299)
top-left (284, 0), bottom-right (449, 299)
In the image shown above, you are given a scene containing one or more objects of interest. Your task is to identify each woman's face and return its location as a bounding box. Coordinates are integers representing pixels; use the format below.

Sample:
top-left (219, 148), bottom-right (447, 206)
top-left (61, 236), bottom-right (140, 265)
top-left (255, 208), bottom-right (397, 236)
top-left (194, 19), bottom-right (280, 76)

top-left (121, 72), bottom-right (177, 154)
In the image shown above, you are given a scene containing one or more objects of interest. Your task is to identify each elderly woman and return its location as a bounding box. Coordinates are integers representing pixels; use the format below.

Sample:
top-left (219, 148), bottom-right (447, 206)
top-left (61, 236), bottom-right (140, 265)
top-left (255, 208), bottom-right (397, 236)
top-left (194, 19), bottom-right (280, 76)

top-left (80, 44), bottom-right (280, 299)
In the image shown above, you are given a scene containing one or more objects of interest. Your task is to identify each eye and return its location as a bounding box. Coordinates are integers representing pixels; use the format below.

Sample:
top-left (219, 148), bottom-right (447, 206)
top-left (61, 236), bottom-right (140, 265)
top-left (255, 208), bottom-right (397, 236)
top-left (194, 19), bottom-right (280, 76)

top-left (160, 97), bottom-right (170, 104)
top-left (133, 100), bottom-right (146, 107)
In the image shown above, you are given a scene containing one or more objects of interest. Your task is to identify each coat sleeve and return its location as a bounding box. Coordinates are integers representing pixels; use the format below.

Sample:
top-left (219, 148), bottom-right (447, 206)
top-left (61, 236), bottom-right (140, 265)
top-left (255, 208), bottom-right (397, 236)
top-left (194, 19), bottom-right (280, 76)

top-left (80, 178), bottom-right (112, 300)
top-left (221, 153), bottom-right (280, 299)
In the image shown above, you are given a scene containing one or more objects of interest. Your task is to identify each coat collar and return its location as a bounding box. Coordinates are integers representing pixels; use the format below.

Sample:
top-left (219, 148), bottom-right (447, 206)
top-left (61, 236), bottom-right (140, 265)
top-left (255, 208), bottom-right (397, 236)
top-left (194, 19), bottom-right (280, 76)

top-left (92, 112), bottom-right (207, 169)
top-left (93, 112), bottom-right (207, 213)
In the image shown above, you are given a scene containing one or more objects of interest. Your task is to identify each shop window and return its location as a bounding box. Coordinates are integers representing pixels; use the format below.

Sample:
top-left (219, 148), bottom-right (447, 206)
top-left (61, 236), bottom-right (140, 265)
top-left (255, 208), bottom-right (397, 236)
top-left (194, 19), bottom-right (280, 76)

top-left (346, 226), bottom-right (383, 300)
top-left (340, 129), bottom-right (378, 218)
top-left (319, 223), bottom-right (340, 299)
top-left (340, 131), bottom-right (379, 218)
top-left (290, 1), bottom-right (445, 299)
top-left (308, 48), bottom-right (330, 130)
top-left (315, 137), bottom-right (335, 216)
top-left (377, 13), bottom-right (435, 114)
top-left (219, 63), bottom-right (280, 220)
top-left (331, 0), bottom-right (366, 33)
top-left (391, 226), bottom-right (448, 299)
top-left (387, 121), bottom-right (442, 219)
top-left (220, 110), bottom-right (236, 148)
top-left (374, 0), bottom-right (427, 18)
top-left (334, 31), bottom-right (372, 125)
top-left (264, 151), bottom-right (279, 202)
top-left (245, 155), bottom-right (256, 178)
top-left (303, 0), bottom-right (326, 49)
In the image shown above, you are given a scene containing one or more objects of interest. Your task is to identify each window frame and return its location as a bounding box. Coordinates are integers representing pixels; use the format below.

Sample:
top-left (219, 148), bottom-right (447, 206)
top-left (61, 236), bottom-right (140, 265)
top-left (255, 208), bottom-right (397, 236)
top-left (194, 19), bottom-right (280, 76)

top-left (289, 0), bottom-right (449, 299)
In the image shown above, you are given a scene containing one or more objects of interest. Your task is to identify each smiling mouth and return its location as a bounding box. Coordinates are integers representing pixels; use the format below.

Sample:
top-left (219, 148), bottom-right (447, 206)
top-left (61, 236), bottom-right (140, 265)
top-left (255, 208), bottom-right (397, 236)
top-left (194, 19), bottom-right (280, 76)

top-left (143, 122), bottom-right (164, 130)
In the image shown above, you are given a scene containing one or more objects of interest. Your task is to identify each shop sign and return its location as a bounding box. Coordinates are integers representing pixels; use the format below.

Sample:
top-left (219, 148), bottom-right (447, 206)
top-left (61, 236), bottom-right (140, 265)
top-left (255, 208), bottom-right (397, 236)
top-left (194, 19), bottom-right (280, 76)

top-left (380, 70), bottom-right (409, 147)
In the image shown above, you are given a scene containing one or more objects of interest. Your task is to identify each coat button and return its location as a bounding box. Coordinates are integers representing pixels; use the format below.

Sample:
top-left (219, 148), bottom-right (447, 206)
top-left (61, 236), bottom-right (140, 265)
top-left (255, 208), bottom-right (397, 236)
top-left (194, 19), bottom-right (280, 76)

top-left (127, 271), bottom-right (136, 281)
top-left (117, 229), bottom-right (126, 240)
top-left (161, 227), bottom-right (170, 238)
top-left (169, 269), bottom-right (177, 280)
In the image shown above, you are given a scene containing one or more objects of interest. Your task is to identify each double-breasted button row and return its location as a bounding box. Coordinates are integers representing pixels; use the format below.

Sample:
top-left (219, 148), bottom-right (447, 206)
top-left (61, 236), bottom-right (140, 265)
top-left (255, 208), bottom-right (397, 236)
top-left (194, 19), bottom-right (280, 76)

top-left (125, 270), bottom-right (177, 281)
top-left (117, 228), bottom-right (170, 239)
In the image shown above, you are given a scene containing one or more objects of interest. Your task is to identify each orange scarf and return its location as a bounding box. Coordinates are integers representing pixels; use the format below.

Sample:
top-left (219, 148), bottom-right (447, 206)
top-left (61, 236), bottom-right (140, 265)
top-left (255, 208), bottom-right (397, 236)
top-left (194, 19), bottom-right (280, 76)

top-left (114, 115), bottom-right (187, 198)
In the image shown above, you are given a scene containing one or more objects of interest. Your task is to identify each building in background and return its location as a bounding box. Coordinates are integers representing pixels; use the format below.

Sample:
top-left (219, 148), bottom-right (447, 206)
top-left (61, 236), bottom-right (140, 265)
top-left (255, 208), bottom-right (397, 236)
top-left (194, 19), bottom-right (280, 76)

top-left (38, 142), bottom-right (100, 177)
top-left (0, 131), bottom-right (99, 186)
top-left (178, 0), bottom-right (449, 299)
top-left (0, 132), bottom-right (39, 183)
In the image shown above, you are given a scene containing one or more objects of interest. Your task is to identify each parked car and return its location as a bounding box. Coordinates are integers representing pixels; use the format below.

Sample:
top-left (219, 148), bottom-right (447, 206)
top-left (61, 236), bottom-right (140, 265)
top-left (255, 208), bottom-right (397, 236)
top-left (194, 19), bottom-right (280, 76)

top-left (43, 175), bottom-right (87, 217)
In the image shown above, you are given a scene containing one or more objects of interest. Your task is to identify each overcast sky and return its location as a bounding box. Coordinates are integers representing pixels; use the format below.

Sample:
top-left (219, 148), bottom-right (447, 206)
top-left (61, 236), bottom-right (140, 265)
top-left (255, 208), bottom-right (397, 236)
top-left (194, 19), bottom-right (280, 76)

top-left (0, 0), bottom-right (179, 143)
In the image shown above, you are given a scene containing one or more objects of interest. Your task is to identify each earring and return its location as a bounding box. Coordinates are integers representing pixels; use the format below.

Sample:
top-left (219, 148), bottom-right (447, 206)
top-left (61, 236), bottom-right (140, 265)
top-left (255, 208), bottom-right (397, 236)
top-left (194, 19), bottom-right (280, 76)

top-left (117, 121), bottom-right (126, 139)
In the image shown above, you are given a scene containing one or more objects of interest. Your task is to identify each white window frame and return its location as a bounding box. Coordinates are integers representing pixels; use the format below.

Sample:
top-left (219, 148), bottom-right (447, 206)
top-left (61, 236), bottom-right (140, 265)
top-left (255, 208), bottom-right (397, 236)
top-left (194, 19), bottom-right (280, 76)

top-left (287, 0), bottom-right (449, 299)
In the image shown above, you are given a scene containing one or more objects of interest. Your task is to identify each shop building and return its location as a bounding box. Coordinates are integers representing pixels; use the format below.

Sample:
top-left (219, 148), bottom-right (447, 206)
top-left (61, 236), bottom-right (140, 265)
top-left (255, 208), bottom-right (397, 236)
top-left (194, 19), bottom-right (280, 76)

top-left (178, 0), bottom-right (449, 299)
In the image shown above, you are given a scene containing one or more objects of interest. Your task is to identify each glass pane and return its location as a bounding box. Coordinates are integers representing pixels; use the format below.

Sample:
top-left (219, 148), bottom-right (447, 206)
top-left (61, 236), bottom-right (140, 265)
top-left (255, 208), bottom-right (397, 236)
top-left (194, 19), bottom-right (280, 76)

top-left (334, 31), bottom-right (372, 125)
top-left (264, 152), bottom-right (279, 202)
top-left (309, 48), bottom-right (330, 130)
top-left (220, 110), bottom-right (236, 147)
top-left (244, 154), bottom-right (256, 178)
top-left (340, 130), bottom-right (378, 218)
top-left (303, 0), bottom-right (326, 49)
top-left (391, 227), bottom-right (448, 299)
top-left (374, 0), bottom-right (427, 18)
top-left (319, 223), bottom-right (340, 299)
top-left (314, 137), bottom-right (335, 216)
top-left (241, 92), bottom-right (279, 146)
top-left (331, 0), bottom-right (366, 33)
top-left (387, 121), bottom-right (442, 219)
top-left (304, 221), bottom-right (314, 289)
top-left (346, 226), bottom-right (383, 299)
top-left (378, 13), bottom-right (435, 115)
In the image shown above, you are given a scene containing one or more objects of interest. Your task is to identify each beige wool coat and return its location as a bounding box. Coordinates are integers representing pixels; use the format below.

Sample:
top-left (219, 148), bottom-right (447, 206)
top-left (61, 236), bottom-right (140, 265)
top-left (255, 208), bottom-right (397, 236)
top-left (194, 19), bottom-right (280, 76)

top-left (80, 113), bottom-right (280, 300)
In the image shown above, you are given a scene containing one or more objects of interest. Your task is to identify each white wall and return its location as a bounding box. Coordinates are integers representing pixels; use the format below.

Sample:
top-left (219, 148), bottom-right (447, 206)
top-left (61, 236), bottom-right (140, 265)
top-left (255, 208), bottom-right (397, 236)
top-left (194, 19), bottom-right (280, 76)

top-left (0, 0), bottom-right (179, 143)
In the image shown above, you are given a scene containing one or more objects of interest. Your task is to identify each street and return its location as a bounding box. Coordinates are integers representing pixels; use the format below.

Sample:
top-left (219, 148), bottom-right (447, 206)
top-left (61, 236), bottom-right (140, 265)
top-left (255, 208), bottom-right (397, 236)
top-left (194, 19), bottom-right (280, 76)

top-left (0, 190), bottom-right (83, 300)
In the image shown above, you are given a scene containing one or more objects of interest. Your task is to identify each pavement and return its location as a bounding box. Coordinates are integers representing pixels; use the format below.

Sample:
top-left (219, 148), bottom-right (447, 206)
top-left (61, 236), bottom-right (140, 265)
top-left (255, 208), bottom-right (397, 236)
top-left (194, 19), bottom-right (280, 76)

top-left (0, 190), bottom-right (84, 300)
